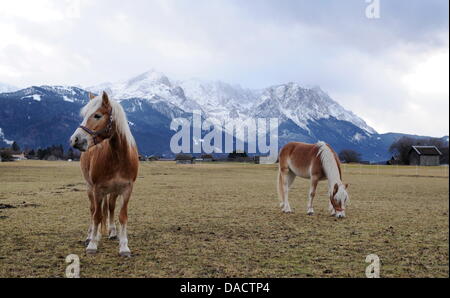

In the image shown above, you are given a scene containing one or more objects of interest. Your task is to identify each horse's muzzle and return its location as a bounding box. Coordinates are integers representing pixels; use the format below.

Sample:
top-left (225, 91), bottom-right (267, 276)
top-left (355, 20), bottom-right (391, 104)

top-left (70, 134), bottom-right (88, 152)
top-left (335, 210), bottom-right (346, 218)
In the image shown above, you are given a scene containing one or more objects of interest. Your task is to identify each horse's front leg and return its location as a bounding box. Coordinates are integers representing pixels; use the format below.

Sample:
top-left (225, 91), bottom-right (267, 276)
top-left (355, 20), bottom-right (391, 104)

top-left (86, 188), bottom-right (104, 254)
top-left (85, 189), bottom-right (95, 246)
top-left (118, 184), bottom-right (133, 257)
top-left (278, 169), bottom-right (295, 213)
top-left (307, 177), bottom-right (319, 215)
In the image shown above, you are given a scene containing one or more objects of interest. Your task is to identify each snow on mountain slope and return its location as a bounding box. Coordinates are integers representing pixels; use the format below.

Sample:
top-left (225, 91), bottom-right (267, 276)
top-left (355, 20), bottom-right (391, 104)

top-left (88, 71), bottom-right (181, 102)
top-left (0, 127), bottom-right (14, 145)
top-left (87, 71), bottom-right (204, 113)
top-left (15, 85), bottom-right (89, 104)
top-left (253, 83), bottom-right (376, 134)
top-left (0, 82), bottom-right (19, 93)
top-left (177, 79), bottom-right (257, 115)
top-left (87, 70), bottom-right (377, 137)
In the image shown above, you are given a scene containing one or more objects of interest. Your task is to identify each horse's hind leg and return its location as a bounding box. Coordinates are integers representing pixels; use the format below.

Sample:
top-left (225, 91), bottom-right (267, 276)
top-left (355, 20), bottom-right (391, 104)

top-left (278, 167), bottom-right (295, 213)
top-left (108, 193), bottom-right (119, 240)
top-left (118, 185), bottom-right (133, 257)
top-left (307, 176), bottom-right (319, 215)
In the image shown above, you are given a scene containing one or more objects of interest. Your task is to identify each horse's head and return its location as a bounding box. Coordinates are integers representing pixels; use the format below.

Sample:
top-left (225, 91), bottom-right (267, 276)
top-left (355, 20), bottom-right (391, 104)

top-left (70, 91), bottom-right (114, 152)
top-left (330, 183), bottom-right (349, 218)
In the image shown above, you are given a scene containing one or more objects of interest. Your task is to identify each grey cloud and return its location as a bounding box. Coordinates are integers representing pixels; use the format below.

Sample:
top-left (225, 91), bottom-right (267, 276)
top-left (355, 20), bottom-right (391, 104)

top-left (0, 0), bottom-right (448, 136)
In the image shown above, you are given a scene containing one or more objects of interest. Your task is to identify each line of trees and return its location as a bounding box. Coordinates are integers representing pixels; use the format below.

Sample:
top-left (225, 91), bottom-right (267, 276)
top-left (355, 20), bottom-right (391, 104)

top-left (3, 137), bottom-right (449, 164)
top-left (0, 141), bottom-right (20, 161)
top-left (1, 141), bottom-right (80, 162)
top-left (29, 145), bottom-right (80, 161)
top-left (338, 149), bottom-right (361, 163)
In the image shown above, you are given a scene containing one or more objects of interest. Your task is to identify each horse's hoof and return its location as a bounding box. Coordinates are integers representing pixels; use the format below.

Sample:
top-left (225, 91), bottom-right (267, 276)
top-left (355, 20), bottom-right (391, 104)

top-left (119, 251), bottom-right (131, 257)
top-left (307, 212), bottom-right (314, 216)
top-left (108, 235), bottom-right (118, 240)
top-left (282, 209), bottom-right (293, 213)
top-left (86, 248), bottom-right (97, 255)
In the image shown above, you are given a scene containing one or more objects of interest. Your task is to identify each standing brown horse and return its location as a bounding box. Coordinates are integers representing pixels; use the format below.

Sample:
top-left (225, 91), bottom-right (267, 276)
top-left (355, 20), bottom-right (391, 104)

top-left (70, 91), bottom-right (139, 256)
top-left (278, 141), bottom-right (349, 218)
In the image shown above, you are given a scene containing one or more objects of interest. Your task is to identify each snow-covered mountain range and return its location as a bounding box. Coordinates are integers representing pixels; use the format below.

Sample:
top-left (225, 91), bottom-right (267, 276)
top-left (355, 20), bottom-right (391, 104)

top-left (1, 71), bottom-right (447, 160)
top-left (88, 70), bottom-right (375, 134)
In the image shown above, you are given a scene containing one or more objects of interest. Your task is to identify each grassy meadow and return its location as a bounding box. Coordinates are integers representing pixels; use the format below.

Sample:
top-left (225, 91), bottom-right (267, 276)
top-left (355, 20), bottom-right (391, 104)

top-left (0, 160), bottom-right (448, 277)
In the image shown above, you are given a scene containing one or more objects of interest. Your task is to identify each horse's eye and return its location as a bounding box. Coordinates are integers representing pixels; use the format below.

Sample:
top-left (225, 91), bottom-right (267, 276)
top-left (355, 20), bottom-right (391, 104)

top-left (94, 114), bottom-right (102, 119)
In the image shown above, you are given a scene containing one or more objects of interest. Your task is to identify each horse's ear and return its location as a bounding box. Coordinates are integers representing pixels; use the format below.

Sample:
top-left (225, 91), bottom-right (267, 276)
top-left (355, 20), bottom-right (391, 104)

top-left (88, 92), bottom-right (96, 100)
top-left (333, 183), bottom-right (339, 195)
top-left (344, 183), bottom-right (349, 189)
top-left (102, 91), bottom-right (109, 107)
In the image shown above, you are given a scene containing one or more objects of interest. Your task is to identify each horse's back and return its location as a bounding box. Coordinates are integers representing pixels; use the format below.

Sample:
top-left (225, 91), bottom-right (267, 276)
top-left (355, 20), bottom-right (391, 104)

top-left (279, 142), bottom-right (324, 179)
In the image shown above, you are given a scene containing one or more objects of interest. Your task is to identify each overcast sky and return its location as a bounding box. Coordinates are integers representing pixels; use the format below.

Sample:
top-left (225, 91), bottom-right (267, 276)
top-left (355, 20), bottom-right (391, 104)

top-left (0, 0), bottom-right (448, 137)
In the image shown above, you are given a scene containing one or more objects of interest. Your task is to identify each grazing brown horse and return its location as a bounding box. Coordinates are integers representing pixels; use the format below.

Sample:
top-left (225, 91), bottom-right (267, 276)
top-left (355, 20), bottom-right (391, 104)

top-left (70, 91), bottom-right (139, 256)
top-left (278, 141), bottom-right (349, 218)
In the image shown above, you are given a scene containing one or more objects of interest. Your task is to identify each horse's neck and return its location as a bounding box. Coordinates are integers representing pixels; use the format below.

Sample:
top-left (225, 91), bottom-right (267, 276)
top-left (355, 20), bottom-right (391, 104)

top-left (108, 128), bottom-right (132, 160)
top-left (326, 174), bottom-right (342, 192)
top-left (323, 160), bottom-right (342, 191)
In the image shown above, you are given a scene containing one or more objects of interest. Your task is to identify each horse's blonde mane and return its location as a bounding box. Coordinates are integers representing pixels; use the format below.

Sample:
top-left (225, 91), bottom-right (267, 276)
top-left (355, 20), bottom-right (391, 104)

top-left (316, 141), bottom-right (341, 190)
top-left (81, 94), bottom-right (136, 147)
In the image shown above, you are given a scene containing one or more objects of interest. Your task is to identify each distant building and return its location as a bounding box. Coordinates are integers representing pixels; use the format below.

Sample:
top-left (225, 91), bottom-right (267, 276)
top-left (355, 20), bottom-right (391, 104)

top-left (198, 154), bottom-right (214, 162)
top-left (254, 156), bottom-right (275, 164)
top-left (175, 154), bottom-right (195, 164)
top-left (408, 146), bottom-right (442, 166)
top-left (12, 152), bottom-right (27, 161)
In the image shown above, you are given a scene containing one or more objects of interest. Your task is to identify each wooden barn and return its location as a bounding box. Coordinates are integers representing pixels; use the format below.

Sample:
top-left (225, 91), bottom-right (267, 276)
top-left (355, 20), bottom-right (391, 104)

top-left (408, 146), bottom-right (442, 166)
top-left (175, 154), bottom-right (195, 164)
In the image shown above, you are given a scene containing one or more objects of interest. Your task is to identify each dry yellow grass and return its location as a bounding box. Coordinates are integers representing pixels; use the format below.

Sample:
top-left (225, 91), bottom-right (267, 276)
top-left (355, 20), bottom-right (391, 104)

top-left (0, 160), bottom-right (448, 277)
